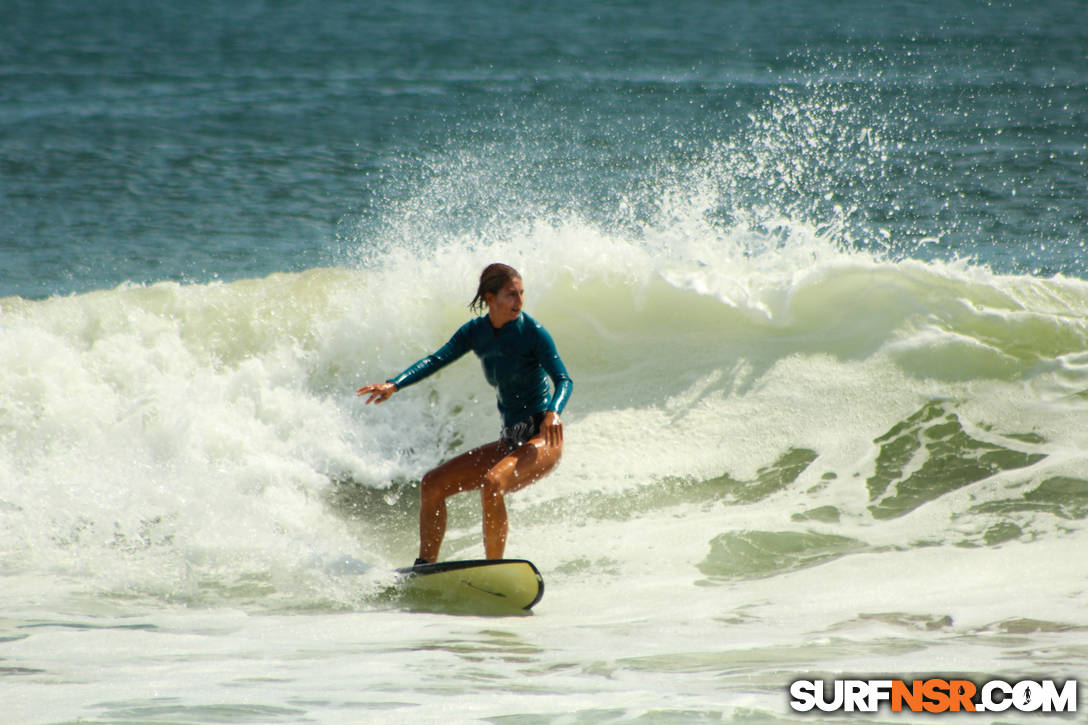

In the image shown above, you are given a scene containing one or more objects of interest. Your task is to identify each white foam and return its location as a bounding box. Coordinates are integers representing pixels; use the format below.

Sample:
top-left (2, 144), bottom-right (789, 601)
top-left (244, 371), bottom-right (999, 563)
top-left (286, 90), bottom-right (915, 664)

top-left (2, 220), bottom-right (1088, 609)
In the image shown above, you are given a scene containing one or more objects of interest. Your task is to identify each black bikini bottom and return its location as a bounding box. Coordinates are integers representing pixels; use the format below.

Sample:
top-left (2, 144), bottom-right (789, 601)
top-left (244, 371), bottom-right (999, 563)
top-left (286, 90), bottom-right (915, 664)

top-left (500, 412), bottom-right (546, 452)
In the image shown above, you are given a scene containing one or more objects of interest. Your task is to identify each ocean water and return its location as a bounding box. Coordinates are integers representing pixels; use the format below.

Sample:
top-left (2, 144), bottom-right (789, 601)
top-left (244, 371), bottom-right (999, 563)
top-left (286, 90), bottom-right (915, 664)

top-left (3, 1), bottom-right (1088, 723)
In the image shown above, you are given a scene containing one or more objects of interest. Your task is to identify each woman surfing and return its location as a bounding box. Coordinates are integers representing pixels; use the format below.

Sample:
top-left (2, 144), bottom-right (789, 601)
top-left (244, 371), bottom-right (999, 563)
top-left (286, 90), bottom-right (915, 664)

top-left (357, 263), bottom-right (573, 565)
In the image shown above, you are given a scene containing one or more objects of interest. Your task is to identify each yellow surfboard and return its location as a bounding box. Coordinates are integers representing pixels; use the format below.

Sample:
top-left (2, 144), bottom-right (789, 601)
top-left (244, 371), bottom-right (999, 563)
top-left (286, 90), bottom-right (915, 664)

top-left (395, 559), bottom-right (544, 615)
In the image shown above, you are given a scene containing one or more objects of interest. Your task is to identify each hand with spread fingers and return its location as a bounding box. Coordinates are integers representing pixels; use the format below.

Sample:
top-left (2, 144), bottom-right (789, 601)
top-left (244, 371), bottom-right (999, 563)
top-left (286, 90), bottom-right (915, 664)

top-left (356, 382), bottom-right (397, 405)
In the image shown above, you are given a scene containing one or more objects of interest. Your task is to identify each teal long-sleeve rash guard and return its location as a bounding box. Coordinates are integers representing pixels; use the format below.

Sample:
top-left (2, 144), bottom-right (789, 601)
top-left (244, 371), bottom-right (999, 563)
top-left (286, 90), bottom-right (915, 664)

top-left (387, 312), bottom-right (573, 428)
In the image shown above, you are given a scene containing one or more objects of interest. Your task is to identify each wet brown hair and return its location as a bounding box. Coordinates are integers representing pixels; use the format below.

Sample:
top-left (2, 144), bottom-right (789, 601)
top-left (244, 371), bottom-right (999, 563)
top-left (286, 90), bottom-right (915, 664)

top-left (470, 263), bottom-right (521, 314)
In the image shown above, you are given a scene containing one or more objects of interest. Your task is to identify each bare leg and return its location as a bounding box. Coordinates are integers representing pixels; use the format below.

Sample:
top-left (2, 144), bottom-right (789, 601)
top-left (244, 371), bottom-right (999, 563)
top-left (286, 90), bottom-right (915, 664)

top-left (417, 435), bottom-right (562, 562)
top-left (480, 435), bottom-right (562, 559)
top-left (418, 441), bottom-right (507, 563)
top-left (480, 485), bottom-right (509, 559)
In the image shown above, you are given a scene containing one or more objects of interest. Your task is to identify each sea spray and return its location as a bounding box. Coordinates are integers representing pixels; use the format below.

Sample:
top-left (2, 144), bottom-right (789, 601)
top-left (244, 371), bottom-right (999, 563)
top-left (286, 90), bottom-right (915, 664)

top-left (5, 226), bottom-right (1088, 611)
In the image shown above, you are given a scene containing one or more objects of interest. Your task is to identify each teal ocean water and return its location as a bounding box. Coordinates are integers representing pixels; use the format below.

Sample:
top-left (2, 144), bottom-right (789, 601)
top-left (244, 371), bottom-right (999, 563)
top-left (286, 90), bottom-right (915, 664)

top-left (3, 2), bottom-right (1087, 723)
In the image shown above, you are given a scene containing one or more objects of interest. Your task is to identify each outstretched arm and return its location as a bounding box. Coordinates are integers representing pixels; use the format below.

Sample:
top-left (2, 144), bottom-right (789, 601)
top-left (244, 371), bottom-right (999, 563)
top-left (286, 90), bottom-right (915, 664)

top-left (356, 321), bottom-right (473, 406)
